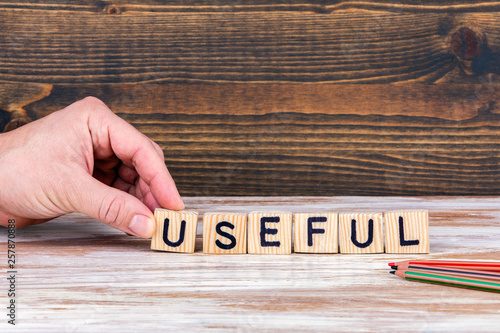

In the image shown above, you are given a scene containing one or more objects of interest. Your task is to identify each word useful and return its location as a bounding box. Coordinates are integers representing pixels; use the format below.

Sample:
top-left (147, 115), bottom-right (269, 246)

top-left (150, 209), bottom-right (429, 254)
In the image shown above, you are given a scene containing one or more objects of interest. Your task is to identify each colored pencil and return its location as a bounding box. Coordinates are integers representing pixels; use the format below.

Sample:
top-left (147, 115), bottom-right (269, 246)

top-left (390, 269), bottom-right (500, 293)
top-left (392, 265), bottom-right (500, 281)
top-left (388, 259), bottom-right (500, 272)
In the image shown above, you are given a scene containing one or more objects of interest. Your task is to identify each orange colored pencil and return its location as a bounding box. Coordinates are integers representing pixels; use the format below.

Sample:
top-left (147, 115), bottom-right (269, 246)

top-left (389, 259), bottom-right (500, 272)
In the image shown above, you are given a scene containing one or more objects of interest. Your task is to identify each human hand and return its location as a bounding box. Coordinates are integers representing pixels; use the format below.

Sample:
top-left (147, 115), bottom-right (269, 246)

top-left (0, 97), bottom-right (184, 238)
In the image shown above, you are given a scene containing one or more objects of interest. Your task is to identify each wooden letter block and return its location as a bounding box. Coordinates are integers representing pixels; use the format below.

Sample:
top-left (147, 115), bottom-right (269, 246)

top-left (339, 213), bottom-right (384, 254)
top-left (248, 211), bottom-right (292, 254)
top-left (385, 210), bottom-right (429, 254)
top-left (294, 213), bottom-right (338, 253)
top-left (151, 209), bottom-right (198, 253)
top-left (203, 213), bottom-right (247, 254)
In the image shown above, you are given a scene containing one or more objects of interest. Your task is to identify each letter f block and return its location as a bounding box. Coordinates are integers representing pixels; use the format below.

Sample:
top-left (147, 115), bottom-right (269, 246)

top-left (294, 213), bottom-right (338, 253)
top-left (151, 208), bottom-right (199, 253)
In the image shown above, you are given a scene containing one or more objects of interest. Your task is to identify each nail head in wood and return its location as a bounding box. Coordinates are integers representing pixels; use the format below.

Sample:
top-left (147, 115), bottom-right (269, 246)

top-left (105, 4), bottom-right (121, 15)
top-left (450, 27), bottom-right (483, 61)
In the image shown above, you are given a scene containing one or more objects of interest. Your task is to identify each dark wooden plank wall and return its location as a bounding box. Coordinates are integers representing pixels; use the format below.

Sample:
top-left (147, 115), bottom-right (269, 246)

top-left (1, 1), bottom-right (500, 196)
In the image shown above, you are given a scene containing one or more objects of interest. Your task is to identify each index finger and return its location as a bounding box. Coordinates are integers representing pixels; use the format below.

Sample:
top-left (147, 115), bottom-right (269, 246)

top-left (85, 98), bottom-right (184, 211)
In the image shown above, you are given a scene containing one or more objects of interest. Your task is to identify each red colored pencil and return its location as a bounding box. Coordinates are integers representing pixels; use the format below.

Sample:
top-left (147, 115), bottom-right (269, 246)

top-left (390, 269), bottom-right (500, 293)
top-left (388, 260), bottom-right (500, 272)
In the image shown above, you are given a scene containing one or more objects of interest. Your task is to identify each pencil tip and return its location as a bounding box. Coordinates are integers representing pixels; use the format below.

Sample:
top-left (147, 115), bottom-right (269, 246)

top-left (391, 266), bottom-right (398, 270)
top-left (389, 271), bottom-right (395, 275)
top-left (388, 262), bottom-right (395, 266)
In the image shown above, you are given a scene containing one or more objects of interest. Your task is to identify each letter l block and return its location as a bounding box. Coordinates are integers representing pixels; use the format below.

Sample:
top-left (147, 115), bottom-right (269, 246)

top-left (385, 210), bottom-right (429, 254)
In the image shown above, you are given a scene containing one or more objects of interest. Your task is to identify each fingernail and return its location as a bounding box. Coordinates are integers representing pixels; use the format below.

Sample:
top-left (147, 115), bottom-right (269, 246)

top-left (129, 215), bottom-right (155, 238)
top-left (177, 197), bottom-right (185, 210)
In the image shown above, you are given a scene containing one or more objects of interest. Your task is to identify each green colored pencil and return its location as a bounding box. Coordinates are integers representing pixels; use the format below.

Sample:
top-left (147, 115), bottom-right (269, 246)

top-left (391, 269), bottom-right (500, 293)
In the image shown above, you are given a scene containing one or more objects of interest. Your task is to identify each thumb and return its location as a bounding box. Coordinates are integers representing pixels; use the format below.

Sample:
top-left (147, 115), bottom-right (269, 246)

top-left (72, 175), bottom-right (156, 238)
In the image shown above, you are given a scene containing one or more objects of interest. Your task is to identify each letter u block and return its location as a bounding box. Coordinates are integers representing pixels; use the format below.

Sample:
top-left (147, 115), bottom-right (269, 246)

top-left (248, 211), bottom-right (292, 254)
top-left (203, 213), bottom-right (247, 254)
top-left (294, 213), bottom-right (338, 253)
top-left (339, 212), bottom-right (384, 254)
top-left (151, 209), bottom-right (199, 253)
top-left (385, 210), bottom-right (429, 254)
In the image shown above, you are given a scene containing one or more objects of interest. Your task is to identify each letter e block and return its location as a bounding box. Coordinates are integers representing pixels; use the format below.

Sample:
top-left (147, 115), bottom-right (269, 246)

top-left (248, 211), bottom-right (292, 254)
top-left (294, 213), bottom-right (338, 253)
top-left (385, 210), bottom-right (429, 254)
top-left (151, 209), bottom-right (199, 253)
top-left (203, 213), bottom-right (247, 254)
top-left (339, 213), bottom-right (384, 254)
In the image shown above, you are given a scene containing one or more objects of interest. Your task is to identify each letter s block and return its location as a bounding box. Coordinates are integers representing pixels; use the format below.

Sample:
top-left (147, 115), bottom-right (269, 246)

top-left (339, 213), bottom-right (384, 254)
top-left (203, 213), bottom-right (247, 254)
top-left (151, 209), bottom-right (199, 253)
top-left (385, 210), bottom-right (429, 254)
top-left (248, 211), bottom-right (292, 254)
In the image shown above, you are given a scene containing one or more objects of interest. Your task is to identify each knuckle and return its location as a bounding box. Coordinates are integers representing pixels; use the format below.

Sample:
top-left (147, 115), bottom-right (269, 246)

top-left (152, 141), bottom-right (165, 158)
top-left (76, 96), bottom-right (109, 115)
top-left (81, 96), bottom-right (105, 106)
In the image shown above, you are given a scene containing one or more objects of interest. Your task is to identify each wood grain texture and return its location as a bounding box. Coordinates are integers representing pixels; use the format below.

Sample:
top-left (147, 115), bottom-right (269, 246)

top-left (11, 82), bottom-right (500, 196)
top-left (202, 212), bottom-right (247, 254)
top-left (1, 1), bottom-right (500, 195)
top-left (3, 196), bottom-right (500, 332)
top-left (7, 0), bottom-right (500, 12)
top-left (339, 212), bottom-right (384, 253)
top-left (0, 2), bottom-right (494, 84)
top-left (385, 210), bottom-right (429, 253)
top-left (294, 212), bottom-right (339, 253)
top-left (0, 81), bottom-right (52, 131)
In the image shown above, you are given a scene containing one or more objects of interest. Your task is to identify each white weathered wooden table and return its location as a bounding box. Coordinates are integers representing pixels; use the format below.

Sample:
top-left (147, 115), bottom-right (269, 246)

top-left (2, 196), bottom-right (500, 332)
